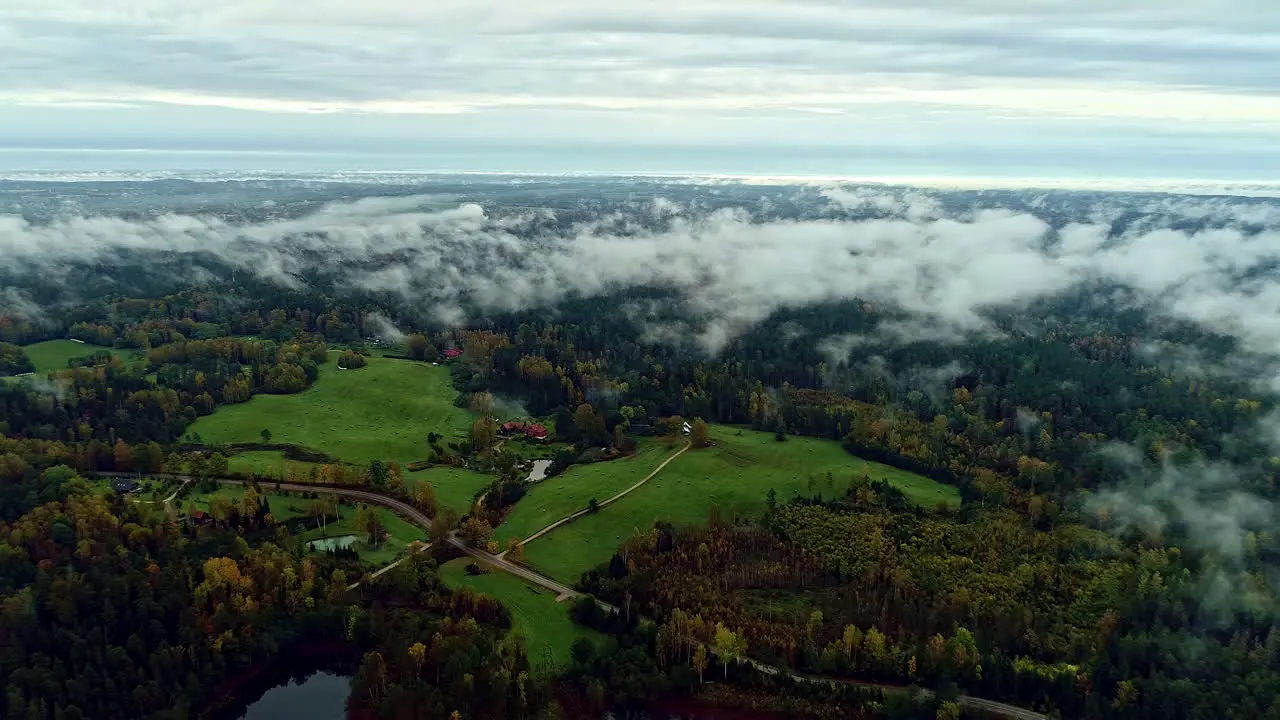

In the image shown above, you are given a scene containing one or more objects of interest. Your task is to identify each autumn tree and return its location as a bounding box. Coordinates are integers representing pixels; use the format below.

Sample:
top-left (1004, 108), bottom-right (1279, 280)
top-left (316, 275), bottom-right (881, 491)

top-left (459, 514), bottom-right (494, 547)
top-left (573, 403), bottom-right (608, 446)
top-left (690, 418), bottom-right (711, 448)
top-left (406, 333), bottom-right (430, 361)
top-left (506, 538), bottom-right (525, 564)
top-left (470, 417), bottom-right (498, 453)
top-left (712, 623), bottom-right (747, 679)
top-left (430, 508), bottom-right (459, 543)
top-left (113, 439), bottom-right (134, 472)
top-left (338, 350), bottom-right (366, 369)
top-left (469, 391), bottom-right (496, 418)
top-left (408, 642), bottom-right (427, 676)
top-left (356, 505), bottom-right (386, 546)
top-left (207, 452), bottom-right (229, 477)
top-left (208, 495), bottom-right (233, 526)
top-left (693, 644), bottom-right (708, 684)
top-left (413, 481), bottom-right (439, 516)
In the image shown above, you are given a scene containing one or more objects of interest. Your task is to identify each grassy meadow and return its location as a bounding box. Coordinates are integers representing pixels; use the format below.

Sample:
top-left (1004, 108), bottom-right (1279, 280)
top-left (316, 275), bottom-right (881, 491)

top-left (494, 440), bottom-right (679, 544)
top-left (437, 557), bottom-right (602, 677)
top-left (411, 465), bottom-right (494, 515)
top-left (225, 450), bottom-right (325, 479)
top-left (519, 424), bottom-right (959, 584)
top-left (188, 354), bottom-right (478, 478)
top-left (21, 340), bottom-right (134, 374)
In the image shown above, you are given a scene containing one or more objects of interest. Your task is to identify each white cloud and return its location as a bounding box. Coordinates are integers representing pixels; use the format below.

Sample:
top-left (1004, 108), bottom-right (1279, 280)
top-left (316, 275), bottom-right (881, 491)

top-left (1, 0), bottom-right (1278, 177)
top-left (6, 185), bottom-right (1280, 365)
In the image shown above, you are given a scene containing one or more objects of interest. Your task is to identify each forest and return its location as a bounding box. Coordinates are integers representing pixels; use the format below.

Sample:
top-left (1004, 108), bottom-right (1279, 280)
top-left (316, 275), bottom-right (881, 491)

top-left (3, 181), bottom-right (1280, 719)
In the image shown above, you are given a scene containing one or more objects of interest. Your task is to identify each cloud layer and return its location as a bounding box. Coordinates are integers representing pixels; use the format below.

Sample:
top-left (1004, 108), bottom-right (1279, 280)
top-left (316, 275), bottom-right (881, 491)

top-left (5, 185), bottom-right (1280, 366)
top-left (1, 1), bottom-right (1278, 177)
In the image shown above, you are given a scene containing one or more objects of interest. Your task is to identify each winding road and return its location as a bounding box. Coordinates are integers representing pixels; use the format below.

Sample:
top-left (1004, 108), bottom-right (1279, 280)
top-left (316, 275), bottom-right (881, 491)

top-left (97, 469), bottom-right (1046, 720)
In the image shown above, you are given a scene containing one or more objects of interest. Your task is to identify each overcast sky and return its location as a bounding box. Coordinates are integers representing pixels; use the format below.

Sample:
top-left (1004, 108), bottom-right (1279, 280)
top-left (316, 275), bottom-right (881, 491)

top-left (2, 0), bottom-right (1278, 179)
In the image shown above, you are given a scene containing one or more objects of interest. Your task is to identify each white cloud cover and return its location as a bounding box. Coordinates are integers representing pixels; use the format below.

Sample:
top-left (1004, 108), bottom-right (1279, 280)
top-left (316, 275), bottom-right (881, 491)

top-left (6, 186), bottom-right (1280, 366)
top-left (0, 0), bottom-right (1277, 177)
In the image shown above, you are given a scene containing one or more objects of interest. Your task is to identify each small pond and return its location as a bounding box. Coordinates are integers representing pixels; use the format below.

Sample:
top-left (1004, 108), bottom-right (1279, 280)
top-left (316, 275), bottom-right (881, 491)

top-left (526, 459), bottom-right (552, 483)
top-left (308, 535), bottom-right (358, 552)
top-left (238, 670), bottom-right (351, 720)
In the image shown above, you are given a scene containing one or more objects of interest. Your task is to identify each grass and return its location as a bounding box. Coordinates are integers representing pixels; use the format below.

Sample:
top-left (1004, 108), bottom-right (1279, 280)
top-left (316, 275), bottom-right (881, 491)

top-left (225, 450), bottom-right (325, 479)
top-left (21, 340), bottom-right (134, 374)
top-left (409, 466), bottom-right (495, 514)
top-left (495, 440), bottom-right (677, 544)
top-left (185, 484), bottom-right (426, 564)
top-left (223, 450), bottom-right (489, 515)
top-left (188, 355), bottom-right (475, 475)
top-left (437, 557), bottom-right (602, 677)
top-left (297, 506), bottom-right (426, 565)
top-left (521, 424), bottom-right (959, 584)
top-left (184, 487), bottom-right (309, 523)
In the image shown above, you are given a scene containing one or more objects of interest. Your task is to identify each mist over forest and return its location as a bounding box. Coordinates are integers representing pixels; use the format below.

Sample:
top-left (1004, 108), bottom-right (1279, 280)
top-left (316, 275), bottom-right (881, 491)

top-left (7, 175), bottom-right (1280, 718)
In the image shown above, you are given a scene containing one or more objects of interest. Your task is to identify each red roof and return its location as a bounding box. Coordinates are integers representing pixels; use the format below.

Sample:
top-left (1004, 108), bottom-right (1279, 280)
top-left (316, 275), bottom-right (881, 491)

top-left (524, 424), bottom-right (549, 438)
top-left (444, 348), bottom-right (462, 359)
top-left (190, 510), bottom-right (208, 519)
top-left (502, 421), bottom-right (525, 432)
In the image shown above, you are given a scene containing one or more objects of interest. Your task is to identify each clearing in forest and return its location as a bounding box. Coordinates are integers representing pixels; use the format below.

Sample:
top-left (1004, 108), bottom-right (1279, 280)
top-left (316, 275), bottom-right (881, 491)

top-left (187, 356), bottom-right (491, 508)
top-left (21, 340), bottom-right (133, 374)
top-left (521, 424), bottom-right (959, 584)
top-left (437, 557), bottom-right (602, 677)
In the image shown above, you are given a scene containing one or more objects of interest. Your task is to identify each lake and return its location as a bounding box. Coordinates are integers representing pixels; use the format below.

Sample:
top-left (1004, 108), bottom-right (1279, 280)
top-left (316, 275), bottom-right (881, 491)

top-left (238, 671), bottom-right (351, 720)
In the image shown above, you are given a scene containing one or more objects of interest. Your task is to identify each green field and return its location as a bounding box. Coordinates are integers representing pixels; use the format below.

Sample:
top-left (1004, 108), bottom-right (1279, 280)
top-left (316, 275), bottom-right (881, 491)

top-left (411, 466), bottom-right (494, 514)
top-left (521, 424), bottom-right (959, 583)
top-left (225, 450), bottom-right (325, 479)
top-left (437, 557), bottom-right (601, 677)
top-left (188, 355), bottom-right (475, 475)
top-left (185, 487), bottom-right (309, 523)
top-left (21, 340), bottom-right (133, 374)
top-left (495, 440), bottom-right (679, 544)
top-left (297, 505), bottom-right (426, 565)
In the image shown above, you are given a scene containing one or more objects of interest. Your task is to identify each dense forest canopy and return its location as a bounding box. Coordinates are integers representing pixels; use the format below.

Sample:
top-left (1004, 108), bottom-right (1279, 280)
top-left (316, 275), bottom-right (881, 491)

top-left (5, 176), bottom-right (1280, 718)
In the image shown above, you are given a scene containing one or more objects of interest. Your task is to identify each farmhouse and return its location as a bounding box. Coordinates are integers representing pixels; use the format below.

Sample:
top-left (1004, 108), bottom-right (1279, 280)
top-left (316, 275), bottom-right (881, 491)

top-left (443, 348), bottom-right (463, 360)
top-left (500, 420), bottom-right (550, 440)
top-left (629, 423), bottom-right (654, 436)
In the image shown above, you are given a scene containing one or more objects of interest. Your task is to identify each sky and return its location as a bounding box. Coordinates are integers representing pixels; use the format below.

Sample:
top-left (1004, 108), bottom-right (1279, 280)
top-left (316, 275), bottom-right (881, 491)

top-left (1, 0), bottom-right (1279, 179)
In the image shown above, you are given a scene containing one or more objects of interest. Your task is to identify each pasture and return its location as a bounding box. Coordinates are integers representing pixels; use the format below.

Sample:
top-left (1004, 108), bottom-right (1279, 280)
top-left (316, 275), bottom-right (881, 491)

top-left (225, 450), bottom-right (325, 479)
top-left (437, 557), bottom-right (601, 677)
top-left (188, 355), bottom-right (474, 475)
top-left (494, 440), bottom-right (678, 544)
top-left (22, 340), bottom-right (133, 374)
top-left (410, 466), bottom-right (494, 515)
top-left (520, 424), bottom-right (959, 583)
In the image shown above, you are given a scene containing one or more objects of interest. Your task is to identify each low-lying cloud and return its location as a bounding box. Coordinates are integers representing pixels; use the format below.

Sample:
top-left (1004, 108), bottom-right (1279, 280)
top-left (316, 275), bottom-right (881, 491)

top-left (5, 186), bottom-right (1280, 367)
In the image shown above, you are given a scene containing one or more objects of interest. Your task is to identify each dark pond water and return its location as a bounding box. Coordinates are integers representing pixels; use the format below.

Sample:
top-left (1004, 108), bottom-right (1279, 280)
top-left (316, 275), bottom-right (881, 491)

top-left (237, 670), bottom-right (351, 720)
